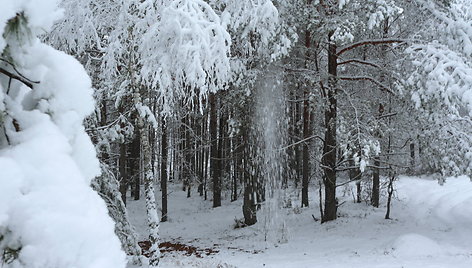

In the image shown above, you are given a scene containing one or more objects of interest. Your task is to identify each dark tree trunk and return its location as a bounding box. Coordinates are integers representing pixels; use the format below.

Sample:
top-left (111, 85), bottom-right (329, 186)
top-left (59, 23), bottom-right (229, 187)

top-left (210, 93), bottom-right (221, 207)
top-left (371, 157), bottom-right (380, 207)
top-left (322, 31), bottom-right (338, 223)
top-left (99, 99), bottom-right (109, 163)
top-left (119, 143), bottom-right (127, 206)
top-left (301, 22), bottom-right (311, 208)
top-left (242, 126), bottom-right (256, 225)
top-left (385, 174), bottom-right (394, 219)
top-left (294, 90), bottom-right (302, 188)
top-left (198, 113), bottom-right (205, 197)
top-left (161, 117), bottom-right (168, 222)
top-left (204, 112), bottom-right (209, 200)
top-left (183, 114), bottom-right (192, 198)
top-left (231, 132), bottom-right (240, 202)
top-left (218, 104), bottom-right (226, 198)
top-left (301, 89), bottom-right (310, 207)
top-left (129, 131), bottom-right (141, 200)
top-left (243, 177), bottom-right (257, 226)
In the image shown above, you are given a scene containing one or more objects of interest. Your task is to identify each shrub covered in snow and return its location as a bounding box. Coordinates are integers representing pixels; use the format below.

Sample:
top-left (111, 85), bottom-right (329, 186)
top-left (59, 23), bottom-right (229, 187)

top-left (0, 1), bottom-right (126, 267)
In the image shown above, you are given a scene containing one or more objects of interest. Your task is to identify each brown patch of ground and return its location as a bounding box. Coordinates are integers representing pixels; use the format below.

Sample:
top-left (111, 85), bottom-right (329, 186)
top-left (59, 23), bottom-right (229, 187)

top-left (138, 240), bottom-right (220, 258)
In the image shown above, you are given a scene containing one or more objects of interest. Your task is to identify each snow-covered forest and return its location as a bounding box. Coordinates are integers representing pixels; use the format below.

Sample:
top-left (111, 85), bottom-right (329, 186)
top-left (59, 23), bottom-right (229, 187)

top-left (1, 0), bottom-right (472, 267)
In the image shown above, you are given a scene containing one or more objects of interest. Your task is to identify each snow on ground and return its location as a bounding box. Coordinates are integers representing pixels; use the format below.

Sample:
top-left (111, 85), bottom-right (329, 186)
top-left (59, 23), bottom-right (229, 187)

top-left (127, 176), bottom-right (472, 267)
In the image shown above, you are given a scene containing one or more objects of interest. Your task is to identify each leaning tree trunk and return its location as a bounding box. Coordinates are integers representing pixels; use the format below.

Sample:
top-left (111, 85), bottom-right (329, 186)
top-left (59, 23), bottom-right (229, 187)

top-left (133, 88), bottom-right (160, 267)
top-left (322, 31), bottom-right (338, 223)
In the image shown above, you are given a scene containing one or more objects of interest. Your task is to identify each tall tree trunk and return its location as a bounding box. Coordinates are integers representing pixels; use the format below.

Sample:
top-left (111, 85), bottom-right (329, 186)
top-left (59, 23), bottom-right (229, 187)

top-left (133, 88), bottom-right (160, 267)
top-left (301, 89), bottom-right (310, 207)
top-left (161, 116), bottom-right (168, 222)
top-left (210, 93), bottom-right (221, 207)
top-left (371, 157), bottom-right (380, 207)
top-left (322, 31), bottom-right (338, 223)
top-left (186, 114), bottom-right (192, 198)
top-left (204, 112), bottom-right (209, 200)
top-left (242, 126), bottom-right (257, 225)
top-left (301, 11), bottom-right (312, 208)
top-left (231, 133), bottom-right (240, 202)
top-left (294, 89), bottom-right (302, 188)
top-left (372, 18), bottom-right (390, 208)
top-left (130, 131), bottom-right (141, 200)
top-left (218, 103), bottom-right (227, 199)
top-left (119, 143), bottom-right (127, 206)
top-left (198, 113), bottom-right (205, 197)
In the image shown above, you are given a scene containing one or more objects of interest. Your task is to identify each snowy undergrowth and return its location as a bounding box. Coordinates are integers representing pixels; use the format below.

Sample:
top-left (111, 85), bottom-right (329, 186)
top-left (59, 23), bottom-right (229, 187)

top-left (128, 176), bottom-right (472, 267)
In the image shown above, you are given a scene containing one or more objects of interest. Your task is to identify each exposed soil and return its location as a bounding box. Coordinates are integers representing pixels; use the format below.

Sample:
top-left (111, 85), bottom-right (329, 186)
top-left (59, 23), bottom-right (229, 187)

top-left (138, 240), bottom-right (220, 258)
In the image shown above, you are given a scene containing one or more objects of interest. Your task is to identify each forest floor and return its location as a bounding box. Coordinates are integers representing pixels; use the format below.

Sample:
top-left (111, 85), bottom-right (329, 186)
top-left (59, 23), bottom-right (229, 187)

top-left (127, 175), bottom-right (472, 268)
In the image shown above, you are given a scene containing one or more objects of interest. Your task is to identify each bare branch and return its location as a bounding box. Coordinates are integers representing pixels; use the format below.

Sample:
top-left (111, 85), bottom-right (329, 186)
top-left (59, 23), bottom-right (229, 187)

top-left (0, 67), bottom-right (35, 89)
top-left (337, 59), bottom-right (381, 68)
top-left (337, 39), bottom-right (406, 57)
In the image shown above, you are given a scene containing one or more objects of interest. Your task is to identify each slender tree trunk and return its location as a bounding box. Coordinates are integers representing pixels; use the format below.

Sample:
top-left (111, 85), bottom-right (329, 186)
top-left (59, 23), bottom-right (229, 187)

top-left (385, 174), bottom-right (394, 219)
top-left (186, 114), bottom-right (192, 198)
top-left (301, 90), bottom-right (310, 207)
top-left (161, 116), bottom-right (168, 222)
top-left (210, 93), bottom-right (221, 207)
top-left (204, 113), bottom-right (209, 201)
top-left (294, 89), bottom-right (301, 188)
top-left (301, 15), bottom-right (311, 208)
top-left (218, 104), bottom-right (226, 198)
top-left (372, 157), bottom-right (380, 207)
top-left (322, 31), bottom-right (338, 223)
top-left (372, 18), bottom-right (390, 208)
top-left (198, 113), bottom-right (205, 196)
top-left (232, 133), bottom-right (240, 202)
top-left (119, 143), bottom-right (127, 206)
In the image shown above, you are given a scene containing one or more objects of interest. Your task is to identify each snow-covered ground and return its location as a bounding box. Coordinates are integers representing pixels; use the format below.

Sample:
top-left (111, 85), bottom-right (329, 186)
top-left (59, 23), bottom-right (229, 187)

top-left (127, 176), bottom-right (472, 267)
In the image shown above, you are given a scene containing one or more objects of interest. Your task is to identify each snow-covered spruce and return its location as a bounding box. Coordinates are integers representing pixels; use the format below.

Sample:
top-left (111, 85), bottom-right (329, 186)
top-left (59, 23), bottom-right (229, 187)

top-left (0, 2), bottom-right (125, 267)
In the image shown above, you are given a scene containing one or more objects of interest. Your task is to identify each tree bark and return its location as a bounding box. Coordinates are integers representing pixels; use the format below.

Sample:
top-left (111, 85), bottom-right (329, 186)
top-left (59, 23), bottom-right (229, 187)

top-left (210, 93), bottom-right (221, 207)
top-left (322, 31), bottom-right (338, 223)
top-left (130, 132), bottom-right (140, 200)
top-left (242, 126), bottom-right (257, 225)
top-left (371, 157), bottom-right (380, 207)
top-left (161, 116), bottom-right (168, 222)
top-left (385, 174), bottom-right (394, 219)
top-left (133, 88), bottom-right (160, 267)
top-left (301, 88), bottom-right (310, 207)
top-left (119, 143), bottom-right (127, 206)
